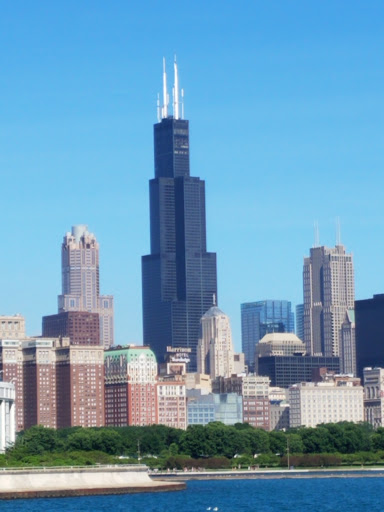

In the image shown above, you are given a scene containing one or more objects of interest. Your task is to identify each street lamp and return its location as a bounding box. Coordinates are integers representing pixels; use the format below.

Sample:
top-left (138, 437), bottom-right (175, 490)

top-left (287, 436), bottom-right (290, 470)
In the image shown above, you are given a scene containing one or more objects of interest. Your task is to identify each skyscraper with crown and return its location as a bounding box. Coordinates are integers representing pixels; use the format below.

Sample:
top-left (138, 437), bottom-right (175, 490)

top-left (303, 240), bottom-right (354, 358)
top-left (142, 59), bottom-right (217, 370)
top-left (53, 224), bottom-right (114, 348)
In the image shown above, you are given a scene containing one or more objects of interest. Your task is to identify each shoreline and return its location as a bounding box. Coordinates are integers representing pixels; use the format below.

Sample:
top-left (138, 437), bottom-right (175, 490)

top-left (151, 467), bottom-right (384, 480)
top-left (0, 465), bottom-right (185, 500)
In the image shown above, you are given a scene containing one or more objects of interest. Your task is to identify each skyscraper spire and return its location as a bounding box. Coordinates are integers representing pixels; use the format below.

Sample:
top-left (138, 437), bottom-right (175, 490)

top-left (336, 216), bottom-right (342, 246)
top-left (313, 221), bottom-right (320, 248)
top-left (162, 57), bottom-right (168, 119)
top-left (173, 56), bottom-right (180, 119)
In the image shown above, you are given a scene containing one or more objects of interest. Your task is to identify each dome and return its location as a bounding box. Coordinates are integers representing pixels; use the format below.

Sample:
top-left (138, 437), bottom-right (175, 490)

top-left (202, 306), bottom-right (226, 318)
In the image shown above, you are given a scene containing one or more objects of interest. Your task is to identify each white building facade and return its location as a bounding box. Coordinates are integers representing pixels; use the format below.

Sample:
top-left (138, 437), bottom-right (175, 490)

top-left (289, 379), bottom-right (364, 428)
top-left (0, 382), bottom-right (16, 452)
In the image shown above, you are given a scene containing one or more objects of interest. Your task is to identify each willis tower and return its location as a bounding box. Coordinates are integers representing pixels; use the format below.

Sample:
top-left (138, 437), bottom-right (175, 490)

top-left (142, 59), bottom-right (217, 370)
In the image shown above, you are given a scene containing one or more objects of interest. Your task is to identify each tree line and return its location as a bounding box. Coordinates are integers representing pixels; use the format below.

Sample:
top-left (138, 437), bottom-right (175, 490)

top-left (3, 421), bottom-right (384, 468)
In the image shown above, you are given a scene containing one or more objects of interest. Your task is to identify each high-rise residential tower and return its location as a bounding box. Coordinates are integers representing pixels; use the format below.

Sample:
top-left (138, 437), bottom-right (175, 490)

top-left (142, 59), bottom-right (217, 370)
top-left (241, 300), bottom-right (294, 371)
top-left (57, 225), bottom-right (114, 348)
top-left (303, 243), bottom-right (354, 358)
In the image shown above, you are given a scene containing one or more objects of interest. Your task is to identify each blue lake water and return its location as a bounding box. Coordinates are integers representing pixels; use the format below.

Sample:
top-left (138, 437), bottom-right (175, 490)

top-left (1, 477), bottom-right (384, 511)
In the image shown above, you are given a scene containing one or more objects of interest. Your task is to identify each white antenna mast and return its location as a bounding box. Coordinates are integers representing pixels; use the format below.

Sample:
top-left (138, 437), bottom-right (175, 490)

top-left (162, 57), bottom-right (168, 119)
top-left (313, 221), bottom-right (320, 248)
top-left (156, 93), bottom-right (161, 122)
top-left (181, 88), bottom-right (184, 119)
top-left (173, 56), bottom-right (180, 119)
top-left (336, 216), bottom-right (341, 246)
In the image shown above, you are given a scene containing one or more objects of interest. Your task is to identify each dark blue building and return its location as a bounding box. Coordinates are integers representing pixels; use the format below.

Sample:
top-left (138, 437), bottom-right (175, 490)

top-left (241, 300), bottom-right (295, 371)
top-left (355, 294), bottom-right (384, 378)
top-left (142, 62), bottom-right (217, 370)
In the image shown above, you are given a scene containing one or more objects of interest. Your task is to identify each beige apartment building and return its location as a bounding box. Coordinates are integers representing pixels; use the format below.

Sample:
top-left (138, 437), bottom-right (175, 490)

top-left (289, 378), bottom-right (363, 428)
top-left (0, 315), bottom-right (26, 339)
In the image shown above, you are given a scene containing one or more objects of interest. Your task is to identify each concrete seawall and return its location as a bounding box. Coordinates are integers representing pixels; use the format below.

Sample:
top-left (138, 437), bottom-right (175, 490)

top-left (151, 467), bottom-right (384, 480)
top-left (0, 464), bottom-right (186, 499)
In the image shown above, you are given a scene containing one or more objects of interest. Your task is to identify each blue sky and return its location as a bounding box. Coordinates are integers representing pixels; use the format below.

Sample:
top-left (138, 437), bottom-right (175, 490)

top-left (1, 2), bottom-right (383, 350)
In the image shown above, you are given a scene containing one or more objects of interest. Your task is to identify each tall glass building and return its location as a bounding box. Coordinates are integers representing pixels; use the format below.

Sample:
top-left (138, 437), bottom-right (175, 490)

top-left (142, 60), bottom-right (217, 370)
top-left (241, 300), bottom-right (295, 370)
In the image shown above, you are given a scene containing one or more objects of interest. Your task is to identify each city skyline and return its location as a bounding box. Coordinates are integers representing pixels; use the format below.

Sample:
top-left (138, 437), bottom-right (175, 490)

top-left (1, 3), bottom-right (384, 351)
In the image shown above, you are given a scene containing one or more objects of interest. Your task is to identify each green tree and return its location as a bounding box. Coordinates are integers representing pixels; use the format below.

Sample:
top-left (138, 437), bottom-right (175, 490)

top-left (17, 425), bottom-right (58, 455)
top-left (299, 427), bottom-right (334, 453)
top-left (286, 433), bottom-right (304, 454)
top-left (180, 425), bottom-right (208, 457)
top-left (243, 428), bottom-right (270, 455)
top-left (269, 431), bottom-right (287, 455)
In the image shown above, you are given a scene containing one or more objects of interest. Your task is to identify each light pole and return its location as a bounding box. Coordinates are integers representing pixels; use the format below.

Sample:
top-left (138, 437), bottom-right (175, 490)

top-left (287, 436), bottom-right (290, 470)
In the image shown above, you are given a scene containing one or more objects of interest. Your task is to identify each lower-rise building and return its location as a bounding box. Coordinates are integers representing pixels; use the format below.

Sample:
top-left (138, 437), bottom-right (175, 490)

top-left (269, 401), bottom-right (290, 431)
top-left (289, 377), bottom-right (364, 428)
top-left (187, 390), bottom-right (215, 425)
top-left (242, 375), bottom-right (270, 430)
top-left (186, 390), bottom-right (242, 426)
top-left (363, 367), bottom-right (384, 428)
top-left (157, 377), bottom-right (187, 430)
top-left (212, 375), bottom-right (243, 395)
top-left (257, 355), bottom-right (340, 388)
top-left (0, 381), bottom-right (15, 452)
top-left (104, 346), bottom-right (157, 427)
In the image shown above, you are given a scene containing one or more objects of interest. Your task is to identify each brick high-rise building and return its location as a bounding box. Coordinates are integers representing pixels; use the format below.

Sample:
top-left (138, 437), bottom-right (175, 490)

top-left (0, 338), bottom-right (104, 431)
top-left (57, 225), bottom-right (114, 348)
top-left (303, 243), bottom-right (354, 357)
top-left (42, 311), bottom-right (100, 346)
top-left (104, 346), bottom-right (157, 427)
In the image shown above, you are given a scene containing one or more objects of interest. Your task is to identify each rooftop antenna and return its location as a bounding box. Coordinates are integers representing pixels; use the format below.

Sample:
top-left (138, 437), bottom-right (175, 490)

top-left (313, 221), bottom-right (320, 248)
top-left (213, 293), bottom-right (216, 306)
top-left (336, 216), bottom-right (341, 246)
top-left (156, 93), bottom-right (161, 123)
top-left (181, 88), bottom-right (185, 119)
top-left (162, 57), bottom-right (168, 119)
top-left (173, 56), bottom-right (180, 119)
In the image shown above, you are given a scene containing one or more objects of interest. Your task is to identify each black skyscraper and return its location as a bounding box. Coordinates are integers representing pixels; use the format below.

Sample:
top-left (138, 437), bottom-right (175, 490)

top-left (142, 60), bottom-right (217, 370)
top-left (355, 294), bottom-right (384, 378)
